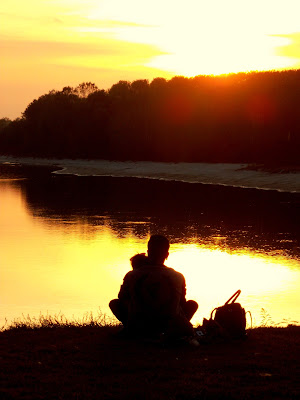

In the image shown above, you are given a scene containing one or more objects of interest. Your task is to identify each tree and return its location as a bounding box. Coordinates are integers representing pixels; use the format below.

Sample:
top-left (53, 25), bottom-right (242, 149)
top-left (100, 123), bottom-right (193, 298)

top-left (74, 82), bottom-right (99, 98)
top-left (0, 118), bottom-right (12, 132)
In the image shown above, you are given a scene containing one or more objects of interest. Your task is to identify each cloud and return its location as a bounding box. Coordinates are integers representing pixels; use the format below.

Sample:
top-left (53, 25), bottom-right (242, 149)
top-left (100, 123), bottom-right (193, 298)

top-left (0, 11), bottom-right (64, 25)
top-left (82, 19), bottom-right (153, 28)
top-left (0, 35), bottom-right (165, 62)
top-left (273, 32), bottom-right (300, 62)
top-left (0, 10), bottom-right (152, 28)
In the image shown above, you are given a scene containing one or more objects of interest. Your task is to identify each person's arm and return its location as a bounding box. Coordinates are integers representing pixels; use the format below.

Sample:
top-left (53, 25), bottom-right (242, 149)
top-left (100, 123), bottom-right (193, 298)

top-left (180, 275), bottom-right (187, 306)
top-left (118, 272), bottom-right (132, 302)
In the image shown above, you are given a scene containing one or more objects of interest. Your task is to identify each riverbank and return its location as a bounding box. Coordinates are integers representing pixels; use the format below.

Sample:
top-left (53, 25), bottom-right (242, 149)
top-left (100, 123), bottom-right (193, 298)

top-left (1, 156), bottom-right (300, 193)
top-left (1, 324), bottom-right (299, 399)
top-left (239, 164), bottom-right (300, 174)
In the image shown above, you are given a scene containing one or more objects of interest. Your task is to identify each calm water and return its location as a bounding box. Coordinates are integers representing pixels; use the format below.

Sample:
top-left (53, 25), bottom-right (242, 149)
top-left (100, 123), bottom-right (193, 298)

top-left (1, 165), bottom-right (299, 328)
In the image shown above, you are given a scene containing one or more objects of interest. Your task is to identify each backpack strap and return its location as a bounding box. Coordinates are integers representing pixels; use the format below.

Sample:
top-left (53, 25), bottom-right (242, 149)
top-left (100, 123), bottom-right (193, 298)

top-left (224, 289), bottom-right (241, 305)
top-left (209, 290), bottom-right (241, 319)
top-left (210, 307), bottom-right (218, 320)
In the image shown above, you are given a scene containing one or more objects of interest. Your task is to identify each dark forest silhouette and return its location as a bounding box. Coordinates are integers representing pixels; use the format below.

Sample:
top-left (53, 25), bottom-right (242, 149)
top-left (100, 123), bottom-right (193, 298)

top-left (1, 70), bottom-right (299, 164)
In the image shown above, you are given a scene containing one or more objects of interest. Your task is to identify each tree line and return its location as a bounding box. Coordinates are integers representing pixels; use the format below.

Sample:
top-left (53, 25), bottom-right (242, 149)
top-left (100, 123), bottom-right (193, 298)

top-left (1, 70), bottom-right (299, 164)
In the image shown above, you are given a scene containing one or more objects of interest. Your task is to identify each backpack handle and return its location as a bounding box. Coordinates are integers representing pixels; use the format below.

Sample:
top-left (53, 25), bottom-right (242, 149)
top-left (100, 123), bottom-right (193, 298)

top-left (224, 289), bottom-right (241, 305)
top-left (209, 290), bottom-right (241, 319)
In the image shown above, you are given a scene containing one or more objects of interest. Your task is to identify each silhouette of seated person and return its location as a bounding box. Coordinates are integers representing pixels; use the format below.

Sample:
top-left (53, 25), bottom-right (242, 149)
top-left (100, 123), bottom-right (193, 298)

top-left (109, 235), bottom-right (198, 338)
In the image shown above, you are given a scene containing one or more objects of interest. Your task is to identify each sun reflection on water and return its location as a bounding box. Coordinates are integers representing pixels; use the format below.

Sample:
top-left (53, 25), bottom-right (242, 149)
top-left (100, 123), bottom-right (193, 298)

top-left (167, 244), bottom-right (299, 326)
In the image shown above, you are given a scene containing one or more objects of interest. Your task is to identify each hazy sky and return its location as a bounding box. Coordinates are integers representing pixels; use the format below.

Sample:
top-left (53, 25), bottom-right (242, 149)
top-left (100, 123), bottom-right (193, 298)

top-left (1, 0), bottom-right (300, 119)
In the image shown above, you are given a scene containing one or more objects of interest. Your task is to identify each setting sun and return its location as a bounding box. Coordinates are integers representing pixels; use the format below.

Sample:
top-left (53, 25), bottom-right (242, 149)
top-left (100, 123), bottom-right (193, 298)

top-left (1, 0), bottom-right (300, 119)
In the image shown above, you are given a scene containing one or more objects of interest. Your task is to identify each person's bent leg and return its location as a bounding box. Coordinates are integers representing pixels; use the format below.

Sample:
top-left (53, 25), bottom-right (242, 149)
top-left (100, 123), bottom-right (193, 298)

top-left (184, 300), bottom-right (198, 321)
top-left (109, 299), bottom-right (128, 325)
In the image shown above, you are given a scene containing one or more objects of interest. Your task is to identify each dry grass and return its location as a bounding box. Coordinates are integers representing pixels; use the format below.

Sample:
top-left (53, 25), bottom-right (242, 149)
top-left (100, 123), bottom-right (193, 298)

top-left (1, 310), bottom-right (117, 332)
top-left (0, 312), bottom-right (299, 400)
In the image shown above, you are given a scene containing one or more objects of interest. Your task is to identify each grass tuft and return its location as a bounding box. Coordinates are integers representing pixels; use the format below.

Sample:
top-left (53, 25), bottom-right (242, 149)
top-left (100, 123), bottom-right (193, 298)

top-left (2, 308), bottom-right (298, 333)
top-left (1, 309), bottom-right (118, 332)
top-left (260, 308), bottom-right (298, 327)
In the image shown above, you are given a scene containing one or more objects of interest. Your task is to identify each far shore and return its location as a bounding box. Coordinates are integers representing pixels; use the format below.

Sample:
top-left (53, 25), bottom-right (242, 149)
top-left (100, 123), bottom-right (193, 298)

top-left (1, 155), bottom-right (300, 173)
top-left (238, 163), bottom-right (300, 174)
top-left (0, 323), bottom-right (299, 399)
top-left (1, 155), bottom-right (300, 194)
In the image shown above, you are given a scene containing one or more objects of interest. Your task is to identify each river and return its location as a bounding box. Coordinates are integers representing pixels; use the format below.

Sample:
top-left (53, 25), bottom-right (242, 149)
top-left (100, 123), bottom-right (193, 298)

top-left (0, 158), bottom-right (299, 328)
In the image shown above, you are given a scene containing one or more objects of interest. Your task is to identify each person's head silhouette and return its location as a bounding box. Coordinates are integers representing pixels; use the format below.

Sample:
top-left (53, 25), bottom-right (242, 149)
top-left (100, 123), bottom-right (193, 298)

top-left (147, 235), bottom-right (169, 265)
top-left (130, 253), bottom-right (148, 270)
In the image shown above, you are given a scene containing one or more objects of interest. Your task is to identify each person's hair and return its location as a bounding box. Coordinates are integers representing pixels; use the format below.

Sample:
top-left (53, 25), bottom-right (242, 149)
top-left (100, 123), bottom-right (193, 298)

top-left (130, 253), bottom-right (148, 270)
top-left (147, 235), bottom-right (169, 263)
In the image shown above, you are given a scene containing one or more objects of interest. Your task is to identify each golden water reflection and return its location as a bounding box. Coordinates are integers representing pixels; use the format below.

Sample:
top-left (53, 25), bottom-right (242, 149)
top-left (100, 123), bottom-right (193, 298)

top-left (168, 244), bottom-right (299, 326)
top-left (1, 179), bottom-right (299, 328)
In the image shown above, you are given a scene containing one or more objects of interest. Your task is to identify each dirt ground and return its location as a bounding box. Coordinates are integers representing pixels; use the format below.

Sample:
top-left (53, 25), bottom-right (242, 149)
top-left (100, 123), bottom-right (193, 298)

top-left (0, 325), bottom-right (299, 400)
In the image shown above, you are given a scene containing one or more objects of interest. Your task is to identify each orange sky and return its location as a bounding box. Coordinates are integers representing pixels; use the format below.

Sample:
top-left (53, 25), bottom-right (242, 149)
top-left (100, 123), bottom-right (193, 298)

top-left (1, 0), bottom-right (300, 119)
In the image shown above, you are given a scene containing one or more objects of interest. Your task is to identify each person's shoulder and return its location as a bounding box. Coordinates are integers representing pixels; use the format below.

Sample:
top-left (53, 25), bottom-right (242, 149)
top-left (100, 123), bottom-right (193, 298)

top-left (124, 266), bottom-right (152, 279)
top-left (122, 269), bottom-right (136, 281)
top-left (163, 266), bottom-right (185, 280)
top-left (132, 264), bottom-right (165, 277)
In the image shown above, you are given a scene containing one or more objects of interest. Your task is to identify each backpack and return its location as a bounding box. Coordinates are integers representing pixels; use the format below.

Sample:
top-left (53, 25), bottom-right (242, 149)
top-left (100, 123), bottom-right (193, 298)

top-left (201, 290), bottom-right (246, 339)
top-left (131, 269), bottom-right (178, 321)
top-left (130, 269), bottom-right (193, 337)
top-left (135, 272), bottom-right (174, 315)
